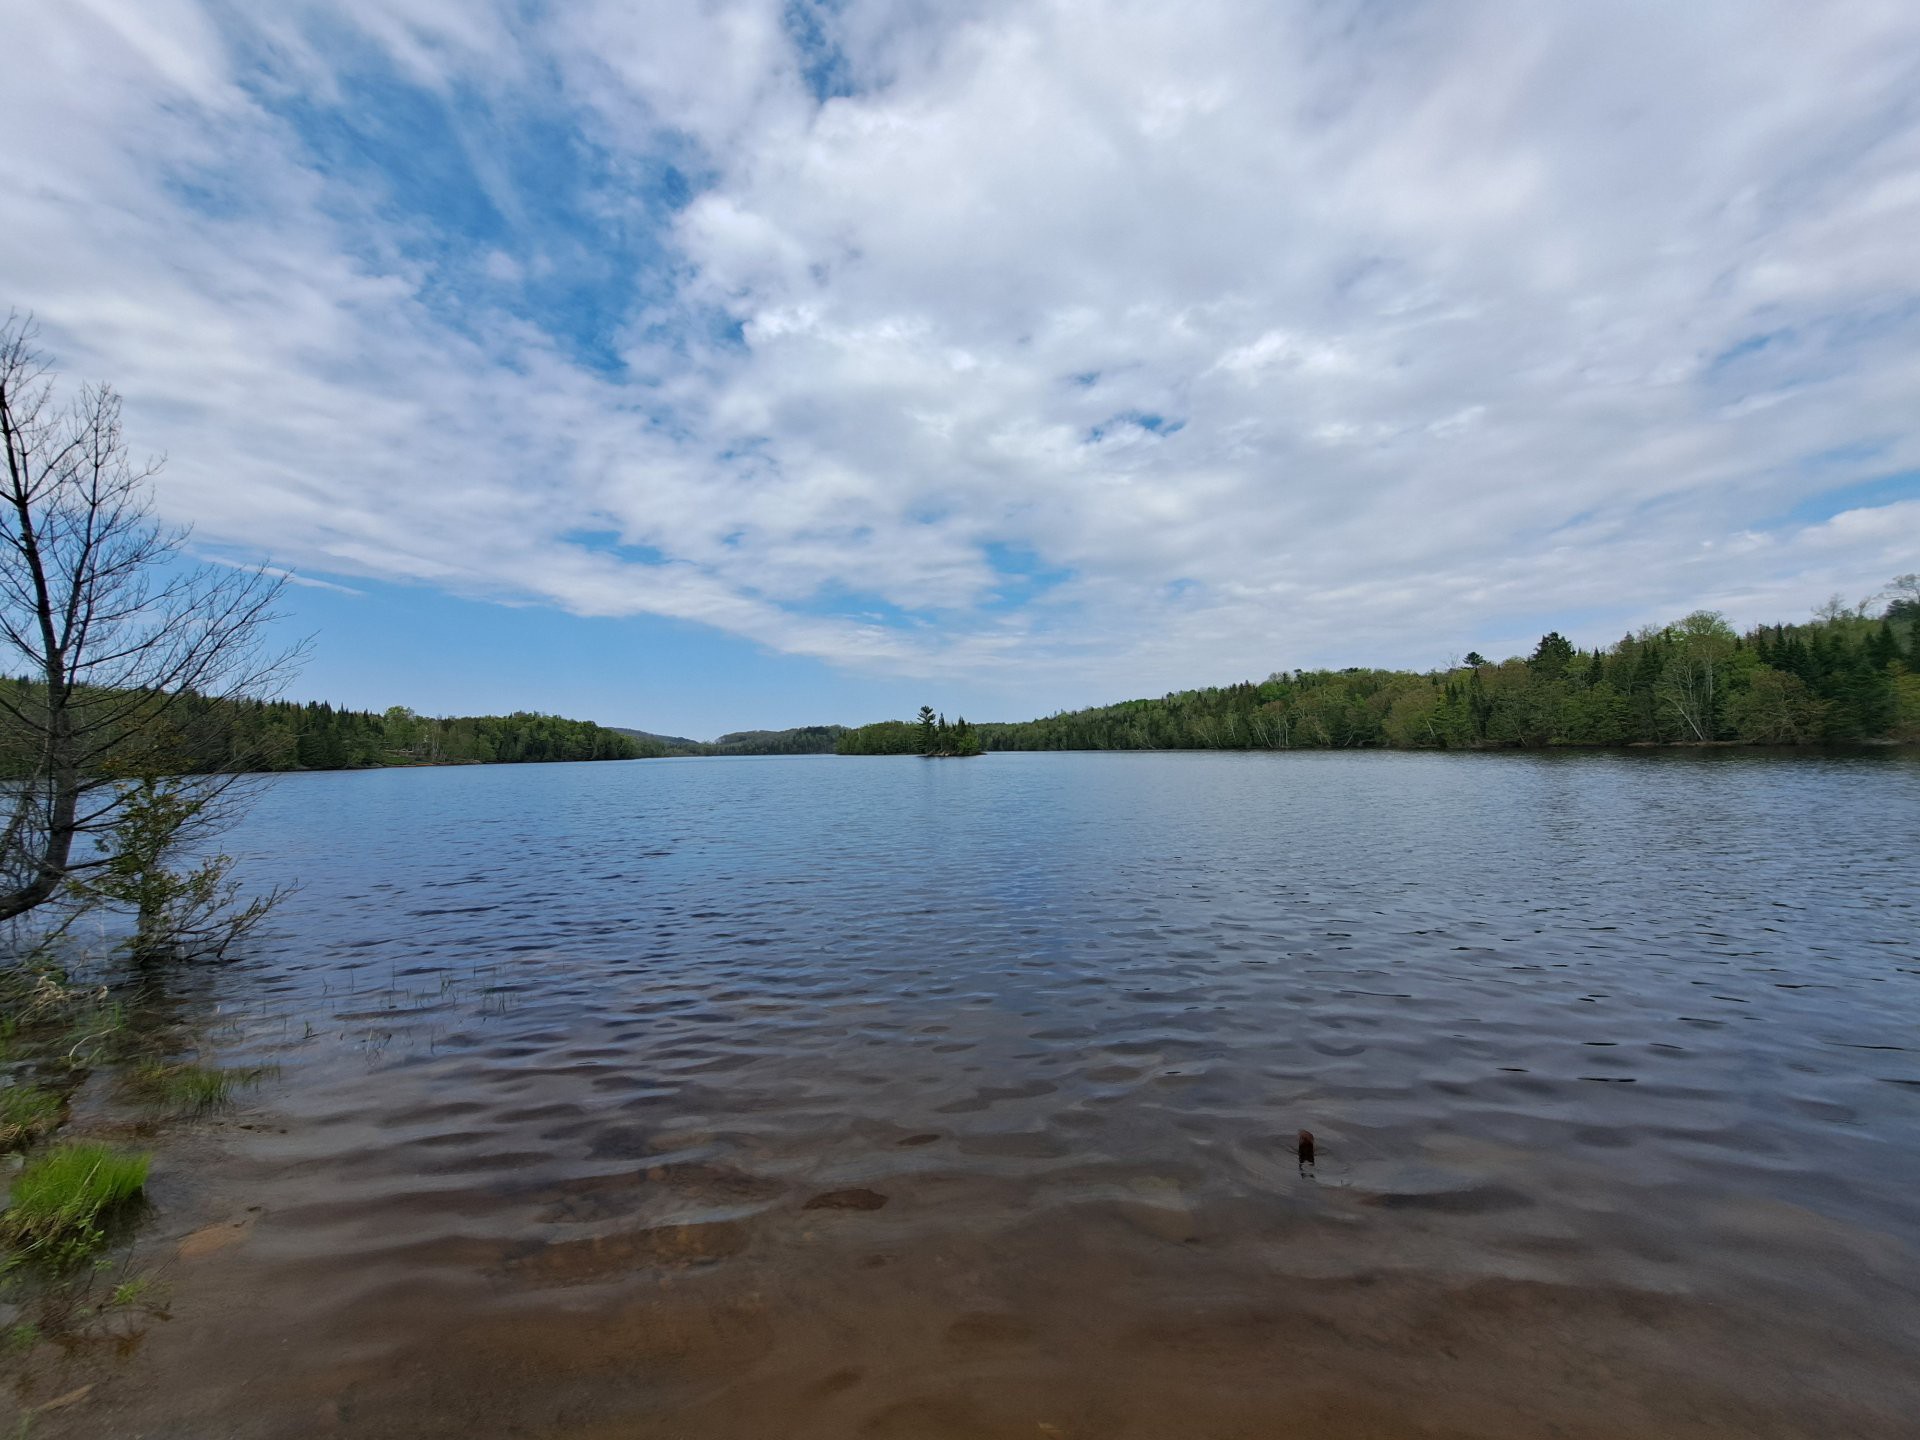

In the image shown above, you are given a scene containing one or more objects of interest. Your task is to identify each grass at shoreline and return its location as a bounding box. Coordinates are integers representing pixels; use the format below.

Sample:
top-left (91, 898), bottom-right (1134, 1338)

top-left (1, 961), bottom-right (151, 1273)
top-left (2, 1144), bottom-right (150, 1267)
top-left (128, 1059), bottom-right (273, 1116)
top-left (0, 956), bottom-right (205, 1366)
top-left (0, 1084), bottom-right (63, 1151)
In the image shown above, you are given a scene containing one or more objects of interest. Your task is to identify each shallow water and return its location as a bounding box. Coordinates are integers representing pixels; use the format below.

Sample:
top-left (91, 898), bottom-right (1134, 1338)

top-left (28, 751), bottom-right (1920, 1437)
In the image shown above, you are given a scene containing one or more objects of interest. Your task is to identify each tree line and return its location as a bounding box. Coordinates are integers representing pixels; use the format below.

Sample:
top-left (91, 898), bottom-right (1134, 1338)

top-left (977, 594), bottom-right (1918, 752)
top-left (830, 589), bottom-right (1916, 757)
top-left (229, 699), bottom-right (641, 768)
top-left (0, 687), bottom-right (643, 776)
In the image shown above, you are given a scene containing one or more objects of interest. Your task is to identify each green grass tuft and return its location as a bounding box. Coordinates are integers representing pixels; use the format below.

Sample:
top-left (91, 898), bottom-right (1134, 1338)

top-left (2, 1144), bottom-right (150, 1264)
top-left (0, 1085), bottom-right (63, 1151)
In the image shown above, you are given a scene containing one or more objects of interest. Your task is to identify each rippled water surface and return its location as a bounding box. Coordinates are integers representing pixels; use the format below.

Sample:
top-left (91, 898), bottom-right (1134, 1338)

top-left (43, 751), bottom-right (1920, 1437)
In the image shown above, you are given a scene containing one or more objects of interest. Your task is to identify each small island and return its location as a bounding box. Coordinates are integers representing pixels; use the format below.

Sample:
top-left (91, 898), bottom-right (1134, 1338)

top-left (917, 705), bottom-right (983, 757)
top-left (834, 706), bottom-right (983, 755)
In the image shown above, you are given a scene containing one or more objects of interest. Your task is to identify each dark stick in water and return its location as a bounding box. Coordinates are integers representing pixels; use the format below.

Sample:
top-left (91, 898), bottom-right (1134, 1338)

top-left (1297, 1129), bottom-right (1315, 1169)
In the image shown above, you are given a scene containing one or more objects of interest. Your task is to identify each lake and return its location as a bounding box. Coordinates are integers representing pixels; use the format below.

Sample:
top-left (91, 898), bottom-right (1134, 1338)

top-left (43, 750), bottom-right (1920, 1438)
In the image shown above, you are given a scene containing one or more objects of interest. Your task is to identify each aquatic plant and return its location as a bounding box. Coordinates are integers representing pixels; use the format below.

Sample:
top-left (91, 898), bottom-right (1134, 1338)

top-left (1, 1144), bottom-right (150, 1266)
top-left (107, 1274), bottom-right (156, 1310)
top-left (0, 1084), bottom-right (62, 1151)
top-left (0, 960), bottom-right (124, 1070)
top-left (129, 1060), bottom-right (272, 1116)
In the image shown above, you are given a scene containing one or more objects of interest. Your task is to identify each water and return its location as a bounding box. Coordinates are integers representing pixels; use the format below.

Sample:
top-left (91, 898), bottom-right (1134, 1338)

top-left (34, 751), bottom-right (1920, 1437)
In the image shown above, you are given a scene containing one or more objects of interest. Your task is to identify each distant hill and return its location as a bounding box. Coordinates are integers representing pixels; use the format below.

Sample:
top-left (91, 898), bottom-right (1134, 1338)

top-left (609, 725), bottom-right (847, 756)
top-left (609, 727), bottom-right (706, 756)
top-left (710, 726), bottom-right (845, 755)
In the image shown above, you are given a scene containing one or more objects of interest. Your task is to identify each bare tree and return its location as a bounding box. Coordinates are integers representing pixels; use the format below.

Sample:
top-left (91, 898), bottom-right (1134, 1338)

top-left (0, 313), bottom-right (299, 947)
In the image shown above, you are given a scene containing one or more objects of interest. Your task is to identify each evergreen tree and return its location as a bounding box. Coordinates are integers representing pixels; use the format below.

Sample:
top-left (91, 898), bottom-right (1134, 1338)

top-left (1529, 632), bottom-right (1577, 677)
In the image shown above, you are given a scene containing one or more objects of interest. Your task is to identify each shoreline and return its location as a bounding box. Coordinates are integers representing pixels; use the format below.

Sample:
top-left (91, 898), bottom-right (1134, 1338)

top-left (223, 737), bottom-right (1920, 776)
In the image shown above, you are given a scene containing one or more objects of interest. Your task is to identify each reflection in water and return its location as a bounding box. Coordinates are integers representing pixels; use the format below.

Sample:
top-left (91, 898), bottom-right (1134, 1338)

top-left (23, 750), bottom-right (1920, 1438)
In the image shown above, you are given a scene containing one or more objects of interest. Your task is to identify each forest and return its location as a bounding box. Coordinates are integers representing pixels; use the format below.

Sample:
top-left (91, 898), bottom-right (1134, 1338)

top-left (981, 598), bottom-right (1918, 752)
top-left (215, 699), bottom-right (642, 769)
top-left (0, 685), bottom-right (643, 775)
top-left (836, 588), bottom-right (1919, 755)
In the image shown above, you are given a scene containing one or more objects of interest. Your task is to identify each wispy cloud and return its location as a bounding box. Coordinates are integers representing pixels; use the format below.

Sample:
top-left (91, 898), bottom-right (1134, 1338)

top-left (196, 553), bottom-right (366, 597)
top-left (4, 0), bottom-right (1917, 712)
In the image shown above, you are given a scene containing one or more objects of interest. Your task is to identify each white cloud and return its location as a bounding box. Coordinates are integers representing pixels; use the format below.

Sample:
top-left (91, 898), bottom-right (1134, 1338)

top-left (2, 0), bottom-right (1917, 716)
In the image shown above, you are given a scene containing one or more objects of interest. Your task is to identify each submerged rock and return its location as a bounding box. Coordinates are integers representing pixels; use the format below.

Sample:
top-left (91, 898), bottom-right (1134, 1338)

top-left (803, 1187), bottom-right (889, 1211)
top-left (177, 1217), bottom-right (254, 1260)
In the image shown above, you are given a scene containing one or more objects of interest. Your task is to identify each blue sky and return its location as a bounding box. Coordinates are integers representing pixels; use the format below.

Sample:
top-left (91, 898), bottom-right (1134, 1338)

top-left (5, 1), bottom-right (1918, 737)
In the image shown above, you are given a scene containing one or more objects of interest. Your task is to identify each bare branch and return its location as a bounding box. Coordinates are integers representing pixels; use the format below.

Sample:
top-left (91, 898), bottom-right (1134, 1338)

top-left (0, 312), bottom-right (300, 931)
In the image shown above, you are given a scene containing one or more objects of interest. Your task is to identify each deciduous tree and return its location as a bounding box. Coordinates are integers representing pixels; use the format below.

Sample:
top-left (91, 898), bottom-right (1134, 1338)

top-left (0, 314), bottom-right (298, 948)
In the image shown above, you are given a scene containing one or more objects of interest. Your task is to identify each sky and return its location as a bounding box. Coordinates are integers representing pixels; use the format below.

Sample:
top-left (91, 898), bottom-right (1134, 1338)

top-left (4, 1), bottom-right (1917, 739)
